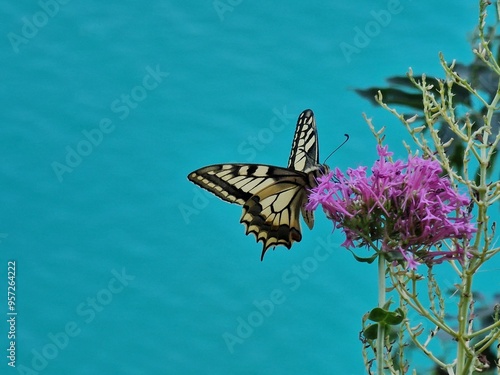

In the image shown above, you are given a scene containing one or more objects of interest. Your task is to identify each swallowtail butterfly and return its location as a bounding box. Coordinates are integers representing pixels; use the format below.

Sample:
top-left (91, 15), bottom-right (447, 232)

top-left (187, 109), bottom-right (328, 260)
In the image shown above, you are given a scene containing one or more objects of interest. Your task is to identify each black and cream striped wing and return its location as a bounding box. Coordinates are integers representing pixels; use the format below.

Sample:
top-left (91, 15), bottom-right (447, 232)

top-left (187, 164), bottom-right (310, 259)
top-left (287, 109), bottom-right (319, 172)
top-left (287, 109), bottom-right (321, 230)
top-left (187, 109), bottom-right (325, 259)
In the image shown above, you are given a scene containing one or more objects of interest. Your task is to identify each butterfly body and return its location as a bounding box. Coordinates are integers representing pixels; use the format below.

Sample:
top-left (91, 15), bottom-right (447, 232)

top-left (188, 109), bottom-right (326, 259)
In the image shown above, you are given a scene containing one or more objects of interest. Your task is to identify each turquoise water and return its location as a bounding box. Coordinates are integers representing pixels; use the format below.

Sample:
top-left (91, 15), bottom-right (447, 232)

top-left (1, 1), bottom-right (495, 374)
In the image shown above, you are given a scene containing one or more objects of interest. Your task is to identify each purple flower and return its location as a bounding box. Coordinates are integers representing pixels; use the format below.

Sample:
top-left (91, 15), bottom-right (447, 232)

top-left (307, 145), bottom-right (476, 269)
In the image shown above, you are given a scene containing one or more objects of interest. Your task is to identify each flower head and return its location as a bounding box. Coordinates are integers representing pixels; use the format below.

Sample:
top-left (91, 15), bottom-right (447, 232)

top-left (307, 145), bottom-right (476, 269)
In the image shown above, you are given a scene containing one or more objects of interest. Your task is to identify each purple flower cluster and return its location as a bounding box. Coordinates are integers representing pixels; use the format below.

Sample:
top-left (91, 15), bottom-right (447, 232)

top-left (307, 145), bottom-right (476, 269)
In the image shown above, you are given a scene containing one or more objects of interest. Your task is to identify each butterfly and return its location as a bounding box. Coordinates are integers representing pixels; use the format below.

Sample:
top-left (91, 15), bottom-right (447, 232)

top-left (187, 109), bottom-right (328, 260)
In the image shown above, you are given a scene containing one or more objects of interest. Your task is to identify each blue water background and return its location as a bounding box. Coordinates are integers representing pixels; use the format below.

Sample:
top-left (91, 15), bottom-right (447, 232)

top-left (1, 1), bottom-right (498, 374)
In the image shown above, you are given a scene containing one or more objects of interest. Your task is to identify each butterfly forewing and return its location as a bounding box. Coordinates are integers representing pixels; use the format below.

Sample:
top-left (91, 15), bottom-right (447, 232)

top-left (188, 164), bottom-right (307, 205)
top-left (187, 109), bottom-right (325, 259)
top-left (287, 109), bottom-right (319, 172)
top-left (287, 109), bottom-right (322, 230)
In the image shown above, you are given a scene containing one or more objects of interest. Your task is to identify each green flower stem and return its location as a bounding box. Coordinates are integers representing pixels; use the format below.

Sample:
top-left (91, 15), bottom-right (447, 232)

top-left (456, 6), bottom-right (500, 372)
top-left (389, 270), bottom-right (455, 337)
top-left (359, 2), bottom-right (500, 372)
top-left (403, 319), bottom-right (448, 370)
top-left (473, 324), bottom-right (500, 353)
top-left (455, 271), bottom-right (474, 375)
top-left (376, 254), bottom-right (386, 375)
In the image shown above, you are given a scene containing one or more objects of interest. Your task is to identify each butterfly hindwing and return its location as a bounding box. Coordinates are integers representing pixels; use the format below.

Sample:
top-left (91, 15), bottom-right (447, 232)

top-left (241, 179), bottom-right (307, 260)
top-left (187, 109), bottom-right (324, 259)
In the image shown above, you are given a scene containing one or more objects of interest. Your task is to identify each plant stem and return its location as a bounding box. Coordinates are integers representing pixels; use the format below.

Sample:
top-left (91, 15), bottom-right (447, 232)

top-left (377, 255), bottom-right (386, 375)
top-left (455, 269), bottom-right (473, 375)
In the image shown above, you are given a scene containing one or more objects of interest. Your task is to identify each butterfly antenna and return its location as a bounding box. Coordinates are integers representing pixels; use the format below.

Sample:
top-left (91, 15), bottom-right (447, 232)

top-left (323, 134), bottom-right (349, 164)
